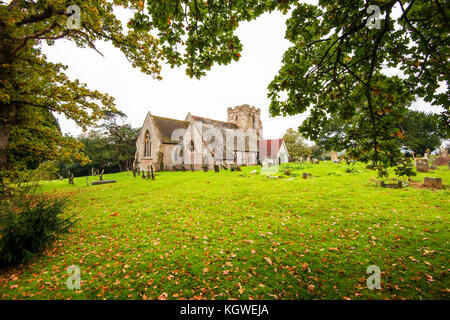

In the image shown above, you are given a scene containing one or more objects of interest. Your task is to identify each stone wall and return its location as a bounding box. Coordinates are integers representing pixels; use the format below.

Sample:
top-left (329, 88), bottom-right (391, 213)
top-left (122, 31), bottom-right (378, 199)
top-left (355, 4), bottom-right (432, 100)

top-left (135, 114), bottom-right (161, 172)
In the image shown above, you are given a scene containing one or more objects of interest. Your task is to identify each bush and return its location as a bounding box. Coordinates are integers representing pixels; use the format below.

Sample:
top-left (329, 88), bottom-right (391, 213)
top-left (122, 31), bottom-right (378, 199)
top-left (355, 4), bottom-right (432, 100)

top-left (394, 158), bottom-right (417, 177)
top-left (35, 160), bottom-right (59, 181)
top-left (0, 188), bottom-right (76, 267)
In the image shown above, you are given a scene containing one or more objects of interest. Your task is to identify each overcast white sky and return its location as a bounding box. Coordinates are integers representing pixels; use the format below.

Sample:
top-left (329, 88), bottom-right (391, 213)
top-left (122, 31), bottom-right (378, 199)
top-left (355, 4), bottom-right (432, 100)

top-left (42, 4), bottom-right (444, 141)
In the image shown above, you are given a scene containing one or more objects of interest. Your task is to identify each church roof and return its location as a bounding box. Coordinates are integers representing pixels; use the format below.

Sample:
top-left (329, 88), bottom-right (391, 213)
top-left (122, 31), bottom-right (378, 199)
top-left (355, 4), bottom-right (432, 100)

top-left (151, 115), bottom-right (190, 144)
top-left (258, 139), bottom-right (284, 158)
top-left (191, 115), bottom-right (239, 130)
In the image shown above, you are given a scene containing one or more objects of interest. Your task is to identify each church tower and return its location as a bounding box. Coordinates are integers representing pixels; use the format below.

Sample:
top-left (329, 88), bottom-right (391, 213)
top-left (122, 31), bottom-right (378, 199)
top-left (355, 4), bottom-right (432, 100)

top-left (227, 104), bottom-right (263, 138)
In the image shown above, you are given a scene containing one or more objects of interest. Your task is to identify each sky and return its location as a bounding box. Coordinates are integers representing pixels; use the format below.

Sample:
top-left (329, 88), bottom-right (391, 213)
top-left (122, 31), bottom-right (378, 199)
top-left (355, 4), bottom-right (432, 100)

top-left (43, 10), bottom-right (307, 140)
top-left (42, 4), bottom-right (445, 141)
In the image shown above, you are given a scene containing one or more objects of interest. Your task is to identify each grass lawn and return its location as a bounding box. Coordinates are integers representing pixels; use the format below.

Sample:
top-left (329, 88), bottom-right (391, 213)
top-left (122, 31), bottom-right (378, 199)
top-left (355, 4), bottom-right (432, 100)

top-left (0, 162), bottom-right (449, 300)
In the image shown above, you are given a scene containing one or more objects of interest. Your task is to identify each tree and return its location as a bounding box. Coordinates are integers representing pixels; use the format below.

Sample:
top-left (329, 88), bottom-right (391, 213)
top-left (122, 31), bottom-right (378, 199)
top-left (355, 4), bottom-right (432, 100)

top-left (268, 1), bottom-right (449, 176)
top-left (7, 107), bottom-right (88, 171)
top-left (282, 128), bottom-right (310, 160)
top-left (0, 0), bottom-right (293, 189)
top-left (99, 111), bottom-right (139, 171)
top-left (314, 115), bottom-right (350, 152)
top-left (401, 110), bottom-right (445, 155)
top-left (59, 112), bottom-right (139, 177)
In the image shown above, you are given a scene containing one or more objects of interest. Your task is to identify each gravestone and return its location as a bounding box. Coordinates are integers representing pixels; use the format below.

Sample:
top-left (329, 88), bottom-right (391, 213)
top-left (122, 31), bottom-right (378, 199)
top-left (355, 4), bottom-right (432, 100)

top-left (68, 171), bottom-right (74, 185)
top-left (92, 180), bottom-right (116, 185)
top-left (415, 158), bottom-right (429, 172)
top-left (330, 151), bottom-right (338, 162)
top-left (235, 166), bottom-right (242, 172)
top-left (214, 165), bottom-right (220, 173)
top-left (312, 158), bottom-right (319, 164)
top-left (307, 155), bottom-right (311, 162)
top-left (302, 173), bottom-right (311, 179)
top-left (380, 181), bottom-right (402, 188)
top-left (425, 148), bottom-right (431, 159)
top-left (423, 177), bottom-right (443, 189)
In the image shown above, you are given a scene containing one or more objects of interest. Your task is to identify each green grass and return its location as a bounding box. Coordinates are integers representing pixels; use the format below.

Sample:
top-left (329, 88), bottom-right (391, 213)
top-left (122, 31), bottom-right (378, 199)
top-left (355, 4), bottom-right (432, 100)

top-left (0, 162), bottom-right (449, 300)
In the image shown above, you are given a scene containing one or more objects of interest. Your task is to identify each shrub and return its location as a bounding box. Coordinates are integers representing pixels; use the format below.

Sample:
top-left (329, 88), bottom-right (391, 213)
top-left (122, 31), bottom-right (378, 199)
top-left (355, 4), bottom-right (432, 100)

top-left (0, 188), bottom-right (76, 267)
top-left (394, 158), bottom-right (417, 178)
top-left (35, 160), bottom-right (59, 181)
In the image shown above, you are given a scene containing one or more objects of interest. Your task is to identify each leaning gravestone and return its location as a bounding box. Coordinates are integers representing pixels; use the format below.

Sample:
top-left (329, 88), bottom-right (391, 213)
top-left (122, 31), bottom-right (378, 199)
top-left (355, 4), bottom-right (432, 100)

top-left (415, 159), bottom-right (429, 172)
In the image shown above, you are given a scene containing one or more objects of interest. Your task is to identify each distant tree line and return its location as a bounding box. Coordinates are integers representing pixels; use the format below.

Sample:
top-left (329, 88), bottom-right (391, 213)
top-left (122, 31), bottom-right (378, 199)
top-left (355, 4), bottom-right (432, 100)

top-left (60, 111), bottom-right (139, 177)
top-left (8, 110), bottom-right (139, 179)
top-left (284, 110), bottom-right (445, 160)
top-left (283, 128), bottom-right (326, 161)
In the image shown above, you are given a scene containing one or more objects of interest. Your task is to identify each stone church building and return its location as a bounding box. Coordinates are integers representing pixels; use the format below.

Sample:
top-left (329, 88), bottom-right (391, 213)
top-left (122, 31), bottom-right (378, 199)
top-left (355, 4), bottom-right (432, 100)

top-left (135, 104), bottom-right (263, 171)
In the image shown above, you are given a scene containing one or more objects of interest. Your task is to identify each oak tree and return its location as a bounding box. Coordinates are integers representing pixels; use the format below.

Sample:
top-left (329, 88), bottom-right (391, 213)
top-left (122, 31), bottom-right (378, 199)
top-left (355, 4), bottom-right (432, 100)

top-left (268, 1), bottom-right (449, 176)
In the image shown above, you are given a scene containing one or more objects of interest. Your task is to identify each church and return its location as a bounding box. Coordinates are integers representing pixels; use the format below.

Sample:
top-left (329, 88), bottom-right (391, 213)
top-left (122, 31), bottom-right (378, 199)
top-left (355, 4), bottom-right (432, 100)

top-left (135, 104), bottom-right (263, 171)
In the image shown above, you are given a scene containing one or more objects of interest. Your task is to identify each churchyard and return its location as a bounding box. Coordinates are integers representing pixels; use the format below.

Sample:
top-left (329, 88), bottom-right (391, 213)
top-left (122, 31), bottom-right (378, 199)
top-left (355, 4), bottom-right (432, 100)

top-left (0, 161), bottom-right (448, 300)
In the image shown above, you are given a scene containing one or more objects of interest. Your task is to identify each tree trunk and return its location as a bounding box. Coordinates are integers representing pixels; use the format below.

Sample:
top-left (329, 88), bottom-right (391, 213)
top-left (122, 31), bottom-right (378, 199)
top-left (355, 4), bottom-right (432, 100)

top-left (0, 123), bottom-right (11, 171)
top-left (0, 103), bottom-right (16, 195)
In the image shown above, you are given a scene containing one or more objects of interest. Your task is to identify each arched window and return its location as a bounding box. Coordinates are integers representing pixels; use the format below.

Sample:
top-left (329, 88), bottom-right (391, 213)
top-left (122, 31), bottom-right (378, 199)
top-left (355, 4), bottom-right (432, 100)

top-left (144, 131), bottom-right (151, 157)
top-left (252, 115), bottom-right (255, 130)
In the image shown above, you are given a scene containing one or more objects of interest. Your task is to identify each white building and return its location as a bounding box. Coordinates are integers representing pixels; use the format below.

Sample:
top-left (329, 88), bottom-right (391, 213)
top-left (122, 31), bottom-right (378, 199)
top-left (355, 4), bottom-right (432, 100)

top-left (258, 139), bottom-right (290, 165)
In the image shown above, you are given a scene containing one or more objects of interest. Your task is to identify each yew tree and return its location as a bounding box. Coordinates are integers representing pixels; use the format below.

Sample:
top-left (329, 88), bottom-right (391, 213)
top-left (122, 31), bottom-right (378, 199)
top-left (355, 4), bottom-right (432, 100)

top-left (268, 0), bottom-right (449, 176)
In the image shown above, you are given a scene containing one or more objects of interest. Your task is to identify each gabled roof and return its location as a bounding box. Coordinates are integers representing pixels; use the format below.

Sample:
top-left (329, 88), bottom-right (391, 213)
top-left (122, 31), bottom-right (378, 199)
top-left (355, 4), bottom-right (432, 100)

top-left (191, 115), bottom-right (239, 130)
top-left (258, 139), bottom-right (284, 158)
top-left (151, 115), bottom-right (190, 144)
